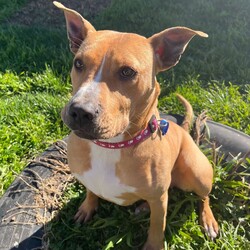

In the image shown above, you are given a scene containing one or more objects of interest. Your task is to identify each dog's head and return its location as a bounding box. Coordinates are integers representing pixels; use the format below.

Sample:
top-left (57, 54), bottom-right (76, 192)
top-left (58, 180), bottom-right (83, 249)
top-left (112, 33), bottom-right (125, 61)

top-left (54, 1), bottom-right (207, 140)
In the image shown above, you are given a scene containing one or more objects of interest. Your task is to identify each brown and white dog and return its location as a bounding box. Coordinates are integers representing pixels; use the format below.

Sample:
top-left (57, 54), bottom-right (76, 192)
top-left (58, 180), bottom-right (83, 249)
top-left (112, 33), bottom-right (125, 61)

top-left (54, 2), bottom-right (219, 249)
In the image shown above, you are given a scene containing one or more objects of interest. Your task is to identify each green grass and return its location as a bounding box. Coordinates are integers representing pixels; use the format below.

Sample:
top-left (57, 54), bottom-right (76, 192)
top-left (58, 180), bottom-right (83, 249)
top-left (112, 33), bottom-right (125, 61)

top-left (159, 79), bottom-right (250, 134)
top-left (0, 68), bottom-right (70, 193)
top-left (0, 26), bottom-right (71, 74)
top-left (0, 0), bottom-right (250, 249)
top-left (0, 0), bottom-right (28, 22)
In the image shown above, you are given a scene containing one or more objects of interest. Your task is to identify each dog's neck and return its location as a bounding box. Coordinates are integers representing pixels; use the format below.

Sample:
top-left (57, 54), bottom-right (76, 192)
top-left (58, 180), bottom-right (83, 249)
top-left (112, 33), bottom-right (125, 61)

top-left (125, 80), bottom-right (160, 139)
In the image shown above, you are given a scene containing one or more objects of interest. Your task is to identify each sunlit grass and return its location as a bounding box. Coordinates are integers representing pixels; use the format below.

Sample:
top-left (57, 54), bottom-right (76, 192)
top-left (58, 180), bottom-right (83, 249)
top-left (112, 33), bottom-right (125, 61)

top-left (0, 68), bottom-right (70, 195)
top-left (159, 79), bottom-right (250, 135)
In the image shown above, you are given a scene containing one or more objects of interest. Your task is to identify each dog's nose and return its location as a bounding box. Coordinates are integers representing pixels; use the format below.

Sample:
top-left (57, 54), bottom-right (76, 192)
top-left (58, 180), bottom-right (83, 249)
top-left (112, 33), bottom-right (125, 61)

top-left (68, 103), bottom-right (98, 128)
top-left (70, 106), bottom-right (94, 121)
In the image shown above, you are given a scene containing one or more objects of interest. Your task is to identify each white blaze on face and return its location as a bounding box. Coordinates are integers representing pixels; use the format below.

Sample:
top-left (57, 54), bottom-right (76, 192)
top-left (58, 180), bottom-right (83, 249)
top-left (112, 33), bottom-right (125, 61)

top-left (71, 55), bottom-right (106, 104)
top-left (93, 55), bottom-right (106, 84)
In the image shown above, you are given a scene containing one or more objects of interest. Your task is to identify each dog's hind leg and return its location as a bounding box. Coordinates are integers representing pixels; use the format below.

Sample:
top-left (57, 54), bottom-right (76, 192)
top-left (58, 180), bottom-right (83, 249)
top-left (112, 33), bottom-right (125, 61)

top-left (199, 196), bottom-right (219, 239)
top-left (172, 142), bottom-right (219, 239)
top-left (187, 165), bottom-right (219, 238)
top-left (173, 168), bottom-right (219, 239)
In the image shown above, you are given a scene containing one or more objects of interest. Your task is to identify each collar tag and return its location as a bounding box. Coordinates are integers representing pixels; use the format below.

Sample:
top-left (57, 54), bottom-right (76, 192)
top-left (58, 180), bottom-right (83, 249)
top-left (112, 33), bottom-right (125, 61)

top-left (159, 119), bottom-right (169, 136)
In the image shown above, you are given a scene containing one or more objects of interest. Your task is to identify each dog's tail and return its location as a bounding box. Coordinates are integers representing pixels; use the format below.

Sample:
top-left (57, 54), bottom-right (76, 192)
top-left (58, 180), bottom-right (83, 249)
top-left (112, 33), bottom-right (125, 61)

top-left (176, 94), bottom-right (194, 132)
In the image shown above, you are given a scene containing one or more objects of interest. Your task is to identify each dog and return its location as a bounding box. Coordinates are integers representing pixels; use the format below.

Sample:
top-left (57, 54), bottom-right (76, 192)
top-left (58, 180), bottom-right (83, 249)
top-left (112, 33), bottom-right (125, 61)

top-left (54, 2), bottom-right (219, 249)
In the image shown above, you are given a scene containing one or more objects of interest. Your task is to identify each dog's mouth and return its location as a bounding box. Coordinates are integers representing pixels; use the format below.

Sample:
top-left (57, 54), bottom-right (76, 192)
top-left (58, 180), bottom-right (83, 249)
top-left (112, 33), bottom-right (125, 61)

top-left (73, 129), bottom-right (122, 141)
top-left (73, 130), bottom-right (98, 140)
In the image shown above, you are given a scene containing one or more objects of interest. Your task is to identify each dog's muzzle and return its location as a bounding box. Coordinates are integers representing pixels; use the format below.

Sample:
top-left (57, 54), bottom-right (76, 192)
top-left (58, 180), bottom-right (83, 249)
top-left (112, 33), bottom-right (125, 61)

top-left (62, 101), bottom-right (101, 139)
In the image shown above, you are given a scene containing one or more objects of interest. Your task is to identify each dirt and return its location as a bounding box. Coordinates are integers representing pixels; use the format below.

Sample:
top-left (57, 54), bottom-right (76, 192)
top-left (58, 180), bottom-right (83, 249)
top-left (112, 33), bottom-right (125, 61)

top-left (6, 0), bottom-right (111, 27)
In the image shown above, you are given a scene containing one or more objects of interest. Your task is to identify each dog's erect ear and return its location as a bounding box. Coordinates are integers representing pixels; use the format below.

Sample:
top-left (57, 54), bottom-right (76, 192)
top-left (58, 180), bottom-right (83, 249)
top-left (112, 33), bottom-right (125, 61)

top-left (53, 1), bottom-right (96, 54)
top-left (149, 27), bottom-right (208, 72)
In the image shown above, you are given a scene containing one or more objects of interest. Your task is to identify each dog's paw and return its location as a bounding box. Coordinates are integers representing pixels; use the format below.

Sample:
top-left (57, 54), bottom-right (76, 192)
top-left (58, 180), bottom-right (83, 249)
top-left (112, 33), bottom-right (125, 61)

top-left (200, 208), bottom-right (219, 239)
top-left (203, 219), bottom-right (219, 239)
top-left (142, 241), bottom-right (164, 250)
top-left (74, 199), bottom-right (98, 223)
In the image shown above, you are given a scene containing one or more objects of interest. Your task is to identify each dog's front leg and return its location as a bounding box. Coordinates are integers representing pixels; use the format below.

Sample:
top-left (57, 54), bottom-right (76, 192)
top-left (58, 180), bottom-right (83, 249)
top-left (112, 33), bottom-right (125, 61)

top-left (143, 193), bottom-right (168, 250)
top-left (74, 189), bottom-right (99, 223)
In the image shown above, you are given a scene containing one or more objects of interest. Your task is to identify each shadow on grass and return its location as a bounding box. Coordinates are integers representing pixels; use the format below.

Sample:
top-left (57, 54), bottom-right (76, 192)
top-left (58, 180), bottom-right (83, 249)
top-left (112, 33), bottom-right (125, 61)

top-left (0, 25), bottom-right (72, 75)
top-left (4, 193), bottom-right (194, 250)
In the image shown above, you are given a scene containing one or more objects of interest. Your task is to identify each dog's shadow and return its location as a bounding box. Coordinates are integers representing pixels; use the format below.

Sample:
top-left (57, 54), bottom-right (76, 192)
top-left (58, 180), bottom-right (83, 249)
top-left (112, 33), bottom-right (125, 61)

top-left (46, 190), bottom-right (149, 250)
top-left (5, 187), bottom-right (209, 250)
top-left (43, 186), bottom-right (198, 250)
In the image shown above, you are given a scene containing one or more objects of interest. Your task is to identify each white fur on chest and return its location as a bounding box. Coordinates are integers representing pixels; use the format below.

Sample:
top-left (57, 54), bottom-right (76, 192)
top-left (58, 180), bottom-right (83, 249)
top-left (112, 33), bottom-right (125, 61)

top-left (74, 137), bottom-right (136, 205)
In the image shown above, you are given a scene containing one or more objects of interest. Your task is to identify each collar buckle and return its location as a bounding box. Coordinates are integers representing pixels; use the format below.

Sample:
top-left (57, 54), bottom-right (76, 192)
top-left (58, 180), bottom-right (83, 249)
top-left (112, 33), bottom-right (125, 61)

top-left (148, 115), bottom-right (158, 133)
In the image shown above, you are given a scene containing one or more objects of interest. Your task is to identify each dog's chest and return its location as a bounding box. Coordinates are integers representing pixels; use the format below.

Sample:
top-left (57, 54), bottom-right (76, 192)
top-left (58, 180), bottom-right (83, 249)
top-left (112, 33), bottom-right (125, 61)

top-left (74, 142), bottom-right (136, 205)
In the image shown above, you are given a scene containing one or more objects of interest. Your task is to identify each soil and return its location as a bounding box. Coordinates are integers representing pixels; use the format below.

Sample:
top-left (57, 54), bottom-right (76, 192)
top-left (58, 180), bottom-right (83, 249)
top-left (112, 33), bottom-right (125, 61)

top-left (5, 0), bottom-right (111, 27)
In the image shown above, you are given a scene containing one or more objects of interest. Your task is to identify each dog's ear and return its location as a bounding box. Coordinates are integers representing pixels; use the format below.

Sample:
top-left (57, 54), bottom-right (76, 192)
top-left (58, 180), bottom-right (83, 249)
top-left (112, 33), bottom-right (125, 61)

top-left (53, 1), bottom-right (96, 54)
top-left (149, 27), bottom-right (208, 72)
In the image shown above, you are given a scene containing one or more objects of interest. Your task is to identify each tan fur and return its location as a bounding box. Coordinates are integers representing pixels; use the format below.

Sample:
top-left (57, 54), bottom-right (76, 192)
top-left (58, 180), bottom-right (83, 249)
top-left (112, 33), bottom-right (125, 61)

top-left (176, 93), bottom-right (194, 132)
top-left (54, 2), bottom-right (219, 249)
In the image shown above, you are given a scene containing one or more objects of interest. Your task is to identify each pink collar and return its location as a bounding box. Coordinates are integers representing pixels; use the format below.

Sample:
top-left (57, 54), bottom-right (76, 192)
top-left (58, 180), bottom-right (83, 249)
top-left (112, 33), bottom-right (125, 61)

top-left (92, 116), bottom-right (169, 149)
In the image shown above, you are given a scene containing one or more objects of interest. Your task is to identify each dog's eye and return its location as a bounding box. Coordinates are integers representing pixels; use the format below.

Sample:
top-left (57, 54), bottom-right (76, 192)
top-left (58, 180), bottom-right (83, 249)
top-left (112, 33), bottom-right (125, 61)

top-left (74, 58), bottom-right (84, 70)
top-left (119, 66), bottom-right (137, 80)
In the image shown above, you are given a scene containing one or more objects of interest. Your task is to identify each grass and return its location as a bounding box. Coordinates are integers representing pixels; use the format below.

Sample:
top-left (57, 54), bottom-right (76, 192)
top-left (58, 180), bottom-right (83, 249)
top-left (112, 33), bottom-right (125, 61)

top-left (159, 79), bottom-right (250, 134)
top-left (0, 0), bottom-right (249, 249)
top-left (0, 68), bottom-right (70, 193)
top-left (0, 0), bottom-right (28, 22)
top-left (0, 26), bottom-right (72, 74)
